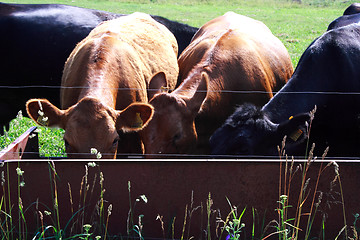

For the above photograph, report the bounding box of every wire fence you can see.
[3,85,360,95]
[3,151,360,161]
[1,85,360,160]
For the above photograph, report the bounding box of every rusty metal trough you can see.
[0,128,359,239]
[0,126,39,160]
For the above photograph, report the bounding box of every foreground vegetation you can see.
[0,152,357,239]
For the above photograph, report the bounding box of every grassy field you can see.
[0,0,355,156]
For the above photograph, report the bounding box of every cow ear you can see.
[26,99,66,128]
[277,113,311,143]
[116,103,154,132]
[184,71,209,116]
[148,72,168,100]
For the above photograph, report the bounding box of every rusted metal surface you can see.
[1,160,357,239]
[1,129,358,239]
[0,126,38,160]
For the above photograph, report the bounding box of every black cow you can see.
[0,3,198,133]
[343,3,360,15]
[210,23,360,158]
[328,3,360,30]
[327,13,360,30]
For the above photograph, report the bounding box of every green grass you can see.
[0,0,353,156]
[0,111,66,158]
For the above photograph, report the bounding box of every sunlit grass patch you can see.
[0,111,66,158]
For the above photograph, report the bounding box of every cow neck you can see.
[262,72,327,124]
[88,33,144,109]
[262,33,345,124]
[79,71,118,110]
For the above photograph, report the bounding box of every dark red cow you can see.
[141,12,293,157]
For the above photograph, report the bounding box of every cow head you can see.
[26,97,153,159]
[141,72,209,158]
[210,104,311,157]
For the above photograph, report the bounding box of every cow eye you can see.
[172,133,181,145]
[112,137,120,147]
[64,138,70,149]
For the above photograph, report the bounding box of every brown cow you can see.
[140,12,294,157]
[26,12,179,159]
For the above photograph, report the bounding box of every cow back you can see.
[61,12,179,109]
[179,12,293,130]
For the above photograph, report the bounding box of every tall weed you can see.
[270,106,347,240]
[0,161,115,239]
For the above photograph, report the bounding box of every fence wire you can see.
[2,85,360,95]
[1,85,360,160]
[3,150,360,161]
